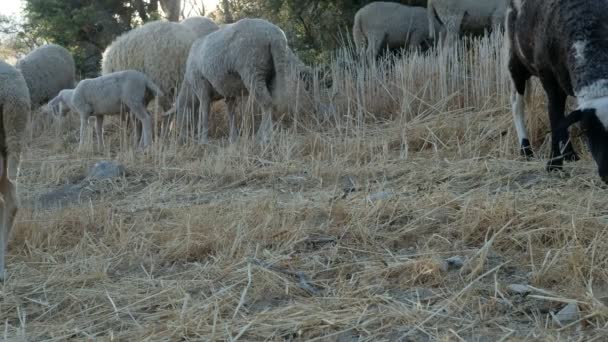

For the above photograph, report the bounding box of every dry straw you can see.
[2,30,607,340]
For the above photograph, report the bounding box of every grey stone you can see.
[446,256,464,269]
[367,191,395,202]
[553,303,579,325]
[507,284,531,295]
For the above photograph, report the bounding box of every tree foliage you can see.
[14,0,428,74]
[213,0,427,63]
[22,0,163,76]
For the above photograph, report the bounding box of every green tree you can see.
[22,0,163,76]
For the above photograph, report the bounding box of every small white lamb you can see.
[49,70,163,149]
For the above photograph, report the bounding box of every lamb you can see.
[101,21,197,112]
[180,16,219,37]
[16,44,76,109]
[353,2,442,59]
[174,18,289,145]
[427,0,507,44]
[48,70,163,149]
[507,0,608,182]
[0,61,30,281]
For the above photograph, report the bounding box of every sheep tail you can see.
[427,0,438,41]
[352,12,365,54]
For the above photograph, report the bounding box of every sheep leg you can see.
[95,115,104,149]
[78,112,90,149]
[246,76,274,145]
[128,104,153,149]
[226,98,239,144]
[508,55,533,158]
[193,81,212,145]
[0,159,17,282]
[541,75,579,171]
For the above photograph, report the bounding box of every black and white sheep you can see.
[16,44,76,109]
[49,70,163,149]
[175,18,289,145]
[353,2,441,59]
[507,0,608,182]
[0,61,30,281]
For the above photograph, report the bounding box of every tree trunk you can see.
[222,0,233,23]
[160,0,181,21]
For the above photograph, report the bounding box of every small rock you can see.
[507,284,531,295]
[553,303,580,325]
[445,256,464,269]
[367,191,395,202]
[87,160,126,180]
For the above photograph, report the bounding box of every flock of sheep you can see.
[1,0,608,281]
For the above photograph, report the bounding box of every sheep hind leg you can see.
[78,112,91,150]
[226,98,239,144]
[508,54,533,158]
[95,115,104,150]
[192,80,212,145]
[0,158,18,282]
[245,75,274,145]
[541,75,579,172]
[128,103,153,149]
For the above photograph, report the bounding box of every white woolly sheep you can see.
[16,44,76,109]
[507,0,608,183]
[101,21,197,112]
[353,2,443,59]
[49,70,163,149]
[0,61,30,281]
[428,0,507,44]
[174,18,289,145]
[180,16,219,37]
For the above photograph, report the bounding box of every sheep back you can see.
[180,16,219,38]
[0,61,30,163]
[101,21,197,109]
[16,44,76,109]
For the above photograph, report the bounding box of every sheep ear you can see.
[561,109,585,129]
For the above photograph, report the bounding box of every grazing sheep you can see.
[101,21,197,111]
[0,61,30,281]
[16,44,76,109]
[428,0,507,43]
[48,89,75,117]
[49,70,163,149]
[353,2,442,60]
[180,16,219,37]
[507,0,608,182]
[175,18,289,144]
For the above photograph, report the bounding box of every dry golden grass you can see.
[2,31,608,340]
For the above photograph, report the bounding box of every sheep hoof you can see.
[546,158,564,172]
[520,139,534,159]
[562,148,580,162]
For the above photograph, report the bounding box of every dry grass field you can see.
[2,32,608,341]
